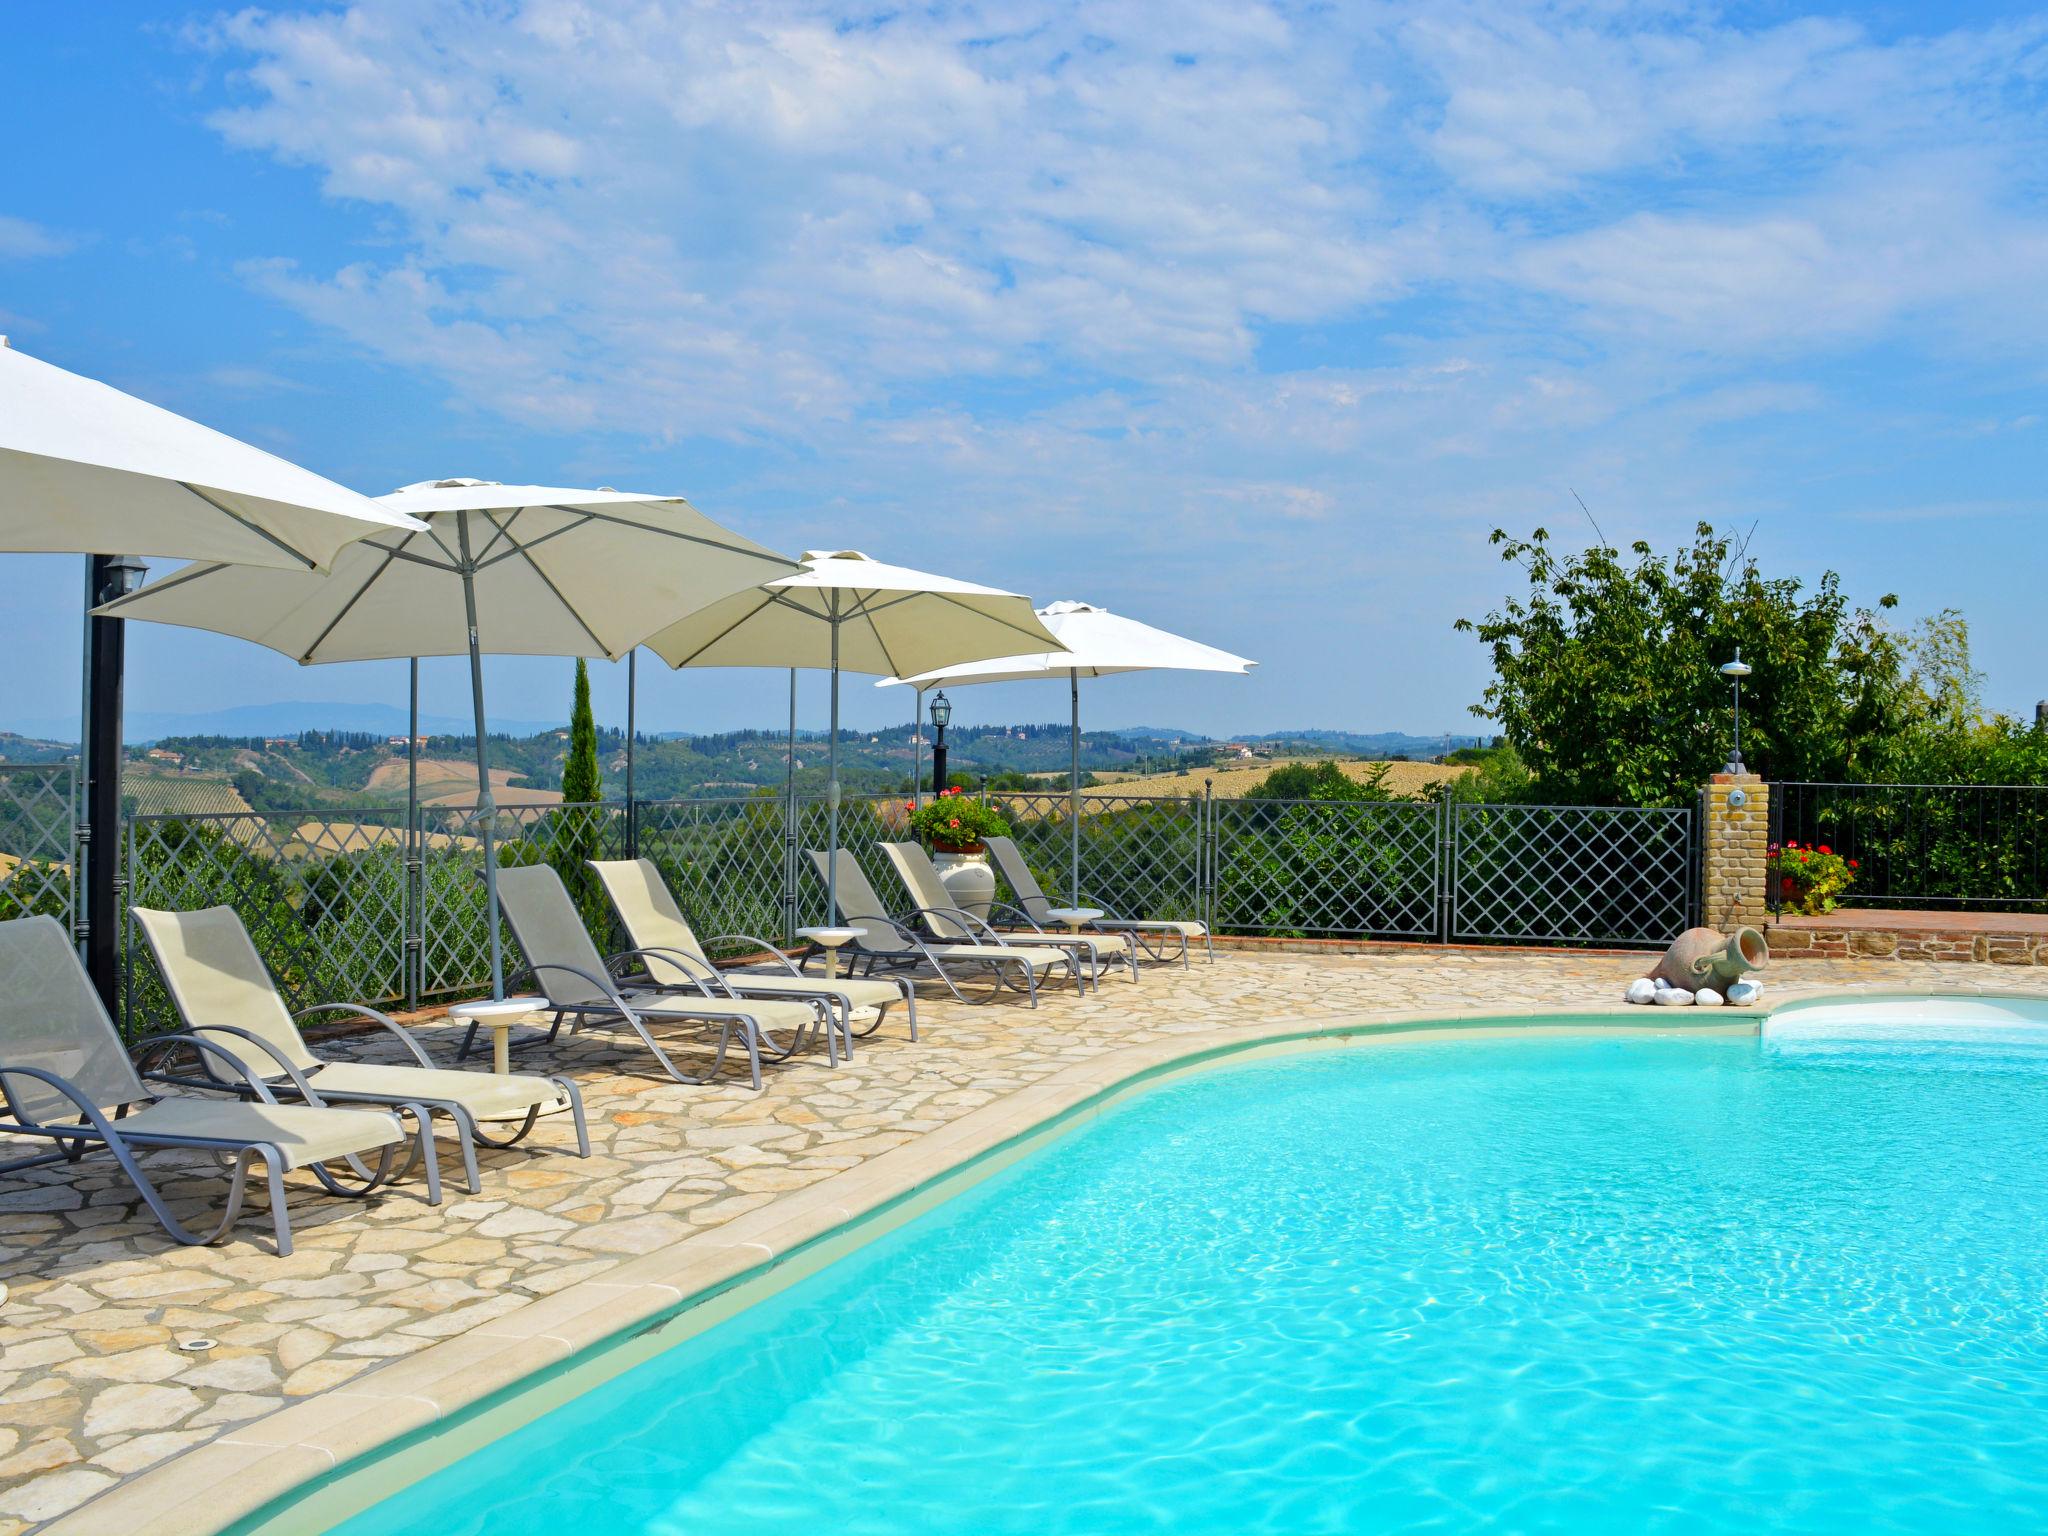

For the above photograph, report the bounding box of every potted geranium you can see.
[907,786,1010,853]
[1767,840,1857,915]
[905,788,1012,919]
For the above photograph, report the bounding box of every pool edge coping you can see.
[45,986,2048,1535]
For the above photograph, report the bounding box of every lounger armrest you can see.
[1075,891,1139,922]
[984,900,1047,932]
[702,935,805,976]
[132,1030,291,1105]
[513,961,646,1024]
[295,1002,438,1069]
[603,946,727,997]
[0,1063,126,1136]
[830,911,944,966]
[833,910,921,947]
[897,904,1006,945]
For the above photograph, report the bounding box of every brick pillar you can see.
[1701,773,1768,932]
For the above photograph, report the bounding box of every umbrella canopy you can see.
[0,338,423,568]
[643,550,1061,674]
[99,478,796,995]
[883,600,1256,689]
[96,480,792,664]
[881,601,1256,902]
[643,551,1065,922]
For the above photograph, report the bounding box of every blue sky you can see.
[3,0,2045,741]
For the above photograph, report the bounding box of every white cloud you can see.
[0,215,81,259]
[179,1,2048,723]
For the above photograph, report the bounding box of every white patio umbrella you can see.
[96,479,795,995]
[0,336,427,1007]
[641,551,1065,922]
[0,337,421,567]
[880,600,1255,902]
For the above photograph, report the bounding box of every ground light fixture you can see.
[1720,650,1752,775]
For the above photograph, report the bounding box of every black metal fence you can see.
[104,790,1704,1034]
[1768,782,2048,913]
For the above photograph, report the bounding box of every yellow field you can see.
[363,757,561,807]
[1099,757,1469,800]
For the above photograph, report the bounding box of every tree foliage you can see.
[1245,761,1402,802]
[562,660,601,805]
[1456,524,1927,806]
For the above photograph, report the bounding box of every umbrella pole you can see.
[456,513,504,999]
[407,657,419,1013]
[625,649,637,858]
[784,666,798,944]
[1070,667,1082,905]
[912,686,924,804]
[826,601,841,921]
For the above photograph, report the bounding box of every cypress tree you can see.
[562,659,601,803]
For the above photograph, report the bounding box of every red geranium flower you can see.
[1817,844,1832,856]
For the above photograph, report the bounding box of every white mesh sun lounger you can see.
[0,914,408,1255]
[877,841,1134,987]
[134,905,589,1200]
[806,848,1069,1005]
[590,858,916,1047]
[487,864,833,1088]
[984,834,1212,967]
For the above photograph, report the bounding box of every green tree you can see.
[562,660,601,805]
[1433,744,1536,804]
[1457,523,1920,807]
[1246,761,1403,802]
[554,659,611,933]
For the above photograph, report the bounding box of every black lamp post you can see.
[1720,649,1752,774]
[929,690,952,794]
[81,553,148,1011]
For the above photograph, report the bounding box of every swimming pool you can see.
[335,1024,2048,1534]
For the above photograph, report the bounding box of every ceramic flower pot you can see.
[932,848,997,923]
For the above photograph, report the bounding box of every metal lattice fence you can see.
[1212,798,1441,938]
[0,763,75,926]
[1447,803,1696,946]
[637,796,804,948]
[416,801,630,999]
[123,809,414,1033]
[110,788,1704,1032]
[985,792,1208,926]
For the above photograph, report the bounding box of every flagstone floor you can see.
[5,947,2046,1530]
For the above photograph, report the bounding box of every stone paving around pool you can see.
[7,948,2047,1531]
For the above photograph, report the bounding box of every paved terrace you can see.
[7,947,2048,1530]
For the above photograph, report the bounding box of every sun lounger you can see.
[984,834,1212,967]
[590,857,915,1045]
[133,904,589,1198]
[0,914,408,1255]
[877,840,1134,987]
[806,848,1070,1005]
[487,863,833,1088]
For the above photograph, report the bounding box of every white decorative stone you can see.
[1726,979,1761,1006]
[1625,978,1657,1006]
[1654,987,1694,1006]
[1694,988,1724,1007]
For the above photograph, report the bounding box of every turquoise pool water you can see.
[337,1028,2048,1534]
